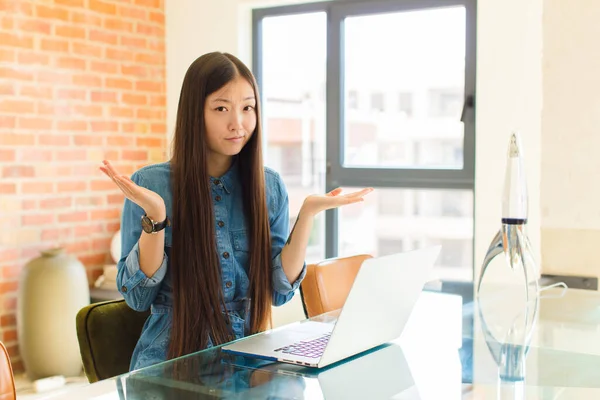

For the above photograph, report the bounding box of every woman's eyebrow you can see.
[213,96,256,103]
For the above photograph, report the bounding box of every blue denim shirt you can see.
[116,161,306,371]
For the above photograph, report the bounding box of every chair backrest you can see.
[76,299,150,383]
[300,254,373,318]
[0,341,15,400]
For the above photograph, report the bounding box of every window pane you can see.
[338,187,473,281]
[343,7,466,169]
[261,13,327,263]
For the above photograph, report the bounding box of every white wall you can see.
[541,0,600,279]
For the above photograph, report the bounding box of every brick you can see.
[90,180,116,191]
[149,11,164,24]
[91,209,119,220]
[0,314,16,328]
[79,253,107,266]
[120,36,146,49]
[55,0,85,6]
[91,91,117,104]
[107,136,134,146]
[90,61,118,75]
[150,95,166,107]
[72,104,103,117]
[136,23,164,37]
[40,38,70,52]
[133,0,161,8]
[0,48,15,62]
[57,56,87,70]
[37,102,72,116]
[0,183,16,194]
[22,214,55,226]
[105,48,133,62]
[57,120,87,131]
[135,80,162,92]
[56,150,87,161]
[20,85,53,99]
[122,150,147,161]
[22,199,37,210]
[72,74,103,88]
[118,5,147,19]
[2,165,35,178]
[0,249,18,263]
[107,193,124,205]
[21,150,53,162]
[65,241,91,253]
[104,18,133,32]
[76,196,104,207]
[72,42,103,58]
[121,65,147,78]
[57,88,87,101]
[90,121,118,132]
[73,135,103,146]
[0,83,15,95]
[57,181,86,192]
[16,51,50,66]
[110,106,134,118]
[1,328,17,343]
[36,5,70,21]
[89,29,118,45]
[89,0,116,14]
[40,197,72,209]
[0,67,34,81]
[38,134,70,146]
[122,93,146,105]
[18,117,53,130]
[58,211,88,223]
[22,182,54,194]
[0,133,35,146]
[105,78,133,90]
[0,116,16,128]
[147,39,165,52]
[74,223,104,236]
[55,25,86,39]
[18,19,52,34]
[71,11,102,26]
[41,227,72,241]
[105,221,120,234]
[3,296,17,311]
[0,281,18,293]
[92,238,111,251]
[0,32,34,48]
[37,71,72,85]
[151,123,166,134]
[0,149,15,162]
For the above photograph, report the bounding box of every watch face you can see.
[141,215,154,233]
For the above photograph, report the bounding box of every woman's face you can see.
[204,76,257,159]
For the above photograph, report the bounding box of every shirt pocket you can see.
[231,229,249,267]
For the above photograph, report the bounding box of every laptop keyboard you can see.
[274,333,331,358]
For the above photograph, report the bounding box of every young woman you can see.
[100,52,373,371]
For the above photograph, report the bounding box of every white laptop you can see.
[222,246,441,369]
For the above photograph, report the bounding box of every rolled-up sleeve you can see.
[116,171,168,312]
[268,172,306,307]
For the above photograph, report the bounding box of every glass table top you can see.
[49,282,600,399]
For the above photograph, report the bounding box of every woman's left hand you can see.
[301,187,374,217]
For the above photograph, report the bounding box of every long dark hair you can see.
[169,52,273,359]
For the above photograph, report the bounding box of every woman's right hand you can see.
[99,160,166,220]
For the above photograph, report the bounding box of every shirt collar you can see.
[209,157,239,194]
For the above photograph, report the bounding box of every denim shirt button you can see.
[218,221,224,228]
[222,252,230,259]
[121,285,128,293]
[225,281,232,288]
[213,179,221,185]
[215,195,222,201]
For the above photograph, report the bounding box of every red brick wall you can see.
[0,0,167,372]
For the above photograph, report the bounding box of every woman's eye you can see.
[216,106,227,112]
[244,106,255,111]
